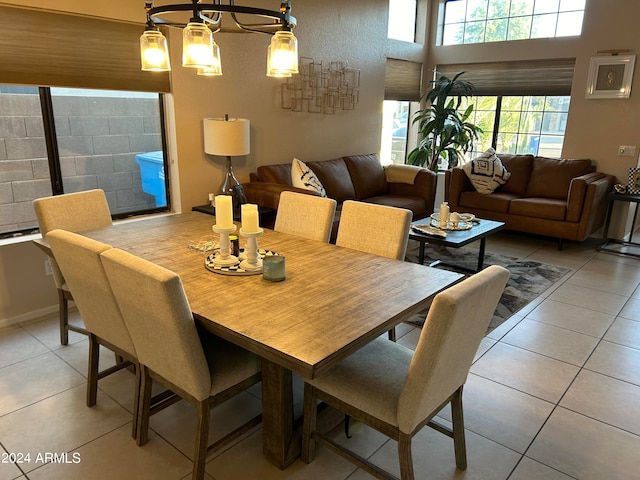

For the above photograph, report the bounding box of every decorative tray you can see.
[204,249,279,276]
[429,213,473,231]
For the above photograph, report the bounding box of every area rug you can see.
[404,241,571,333]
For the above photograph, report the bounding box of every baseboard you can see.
[0,305,59,329]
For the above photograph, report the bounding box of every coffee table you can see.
[409,218,506,272]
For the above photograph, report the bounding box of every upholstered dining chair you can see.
[46,229,140,420]
[336,200,413,341]
[33,189,112,345]
[101,248,263,480]
[301,265,510,480]
[274,191,337,243]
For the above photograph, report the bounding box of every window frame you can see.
[0,87,170,239]
[441,0,585,46]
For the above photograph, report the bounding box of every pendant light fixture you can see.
[140,0,298,77]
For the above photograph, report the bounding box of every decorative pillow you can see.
[291,158,327,197]
[462,148,511,194]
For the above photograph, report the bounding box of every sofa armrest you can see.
[566,172,610,222]
[445,168,472,209]
[243,182,318,211]
[387,169,437,216]
[574,174,615,239]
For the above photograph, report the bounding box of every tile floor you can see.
[1,232,639,480]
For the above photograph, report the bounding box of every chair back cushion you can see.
[343,154,389,200]
[33,189,112,235]
[525,157,595,199]
[47,229,136,354]
[256,163,294,185]
[307,158,357,204]
[397,265,509,433]
[33,189,113,288]
[336,200,412,260]
[275,191,337,242]
[497,154,533,195]
[101,249,211,401]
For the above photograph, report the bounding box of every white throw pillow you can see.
[291,158,327,197]
[462,148,511,194]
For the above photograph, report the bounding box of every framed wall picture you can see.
[585,54,636,99]
[629,168,640,195]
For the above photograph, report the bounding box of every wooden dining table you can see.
[37,211,463,468]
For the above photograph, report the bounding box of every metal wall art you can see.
[281,57,360,114]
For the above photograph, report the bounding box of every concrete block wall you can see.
[0,91,164,235]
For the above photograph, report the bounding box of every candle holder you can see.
[212,224,239,266]
[239,228,264,271]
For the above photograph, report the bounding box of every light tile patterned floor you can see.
[1,232,639,479]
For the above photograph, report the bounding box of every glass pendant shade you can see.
[266,45,291,78]
[182,22,215,68]
[269,31,299,75]
[197,40,223,76]
[140,30,171,71]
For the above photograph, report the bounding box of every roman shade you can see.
[0,5,170,93]
[385,58,423,101]
[436,58,576,96]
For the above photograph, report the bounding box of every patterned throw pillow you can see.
[291,158,327,197]
[462,148,511,194]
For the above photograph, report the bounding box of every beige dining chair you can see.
[274,191,337,243]
[33,189,113,345]
[46,229,143,434]
[101,248,263,480]
[301,265,510,480]
[336,200,413,341]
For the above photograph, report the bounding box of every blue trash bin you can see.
[135,151,167,207]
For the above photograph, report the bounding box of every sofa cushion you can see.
[362,195,424,218]
[462,148,511,194]
[526,157,594,200]
[307,157,356,204]
[509,197,566,221]
[458,191,520,213]
[498,154,533,195]
[343,154,389,200]
[291,158,327,197]
[256,163,293,185]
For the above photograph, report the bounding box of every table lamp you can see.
[203,114,250,210]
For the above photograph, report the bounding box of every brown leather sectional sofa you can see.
[243,153,436,237]
[445,154,615,247]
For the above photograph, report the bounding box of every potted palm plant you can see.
[407,71,482,172]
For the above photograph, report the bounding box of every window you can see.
[0,86,168,237]
[442,0,585,45]
[461,94,570,158]
[388,0,418,42]
[381,100,412,165]
[382,59,422,165]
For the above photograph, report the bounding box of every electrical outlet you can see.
[618,145,636,157]
[44,259,53,276]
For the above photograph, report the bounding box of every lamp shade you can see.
[183,22,215,68]
[203,117,250,156]
[140,30,171,71]
[269,31,299,75]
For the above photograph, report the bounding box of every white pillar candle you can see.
[215,195,233,228]
[241,204,260,233]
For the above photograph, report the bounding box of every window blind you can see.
[0,5,170,93]
[436,58,576,96]
[384,58,423,101]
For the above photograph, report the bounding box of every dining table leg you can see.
[261,358,300,469]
